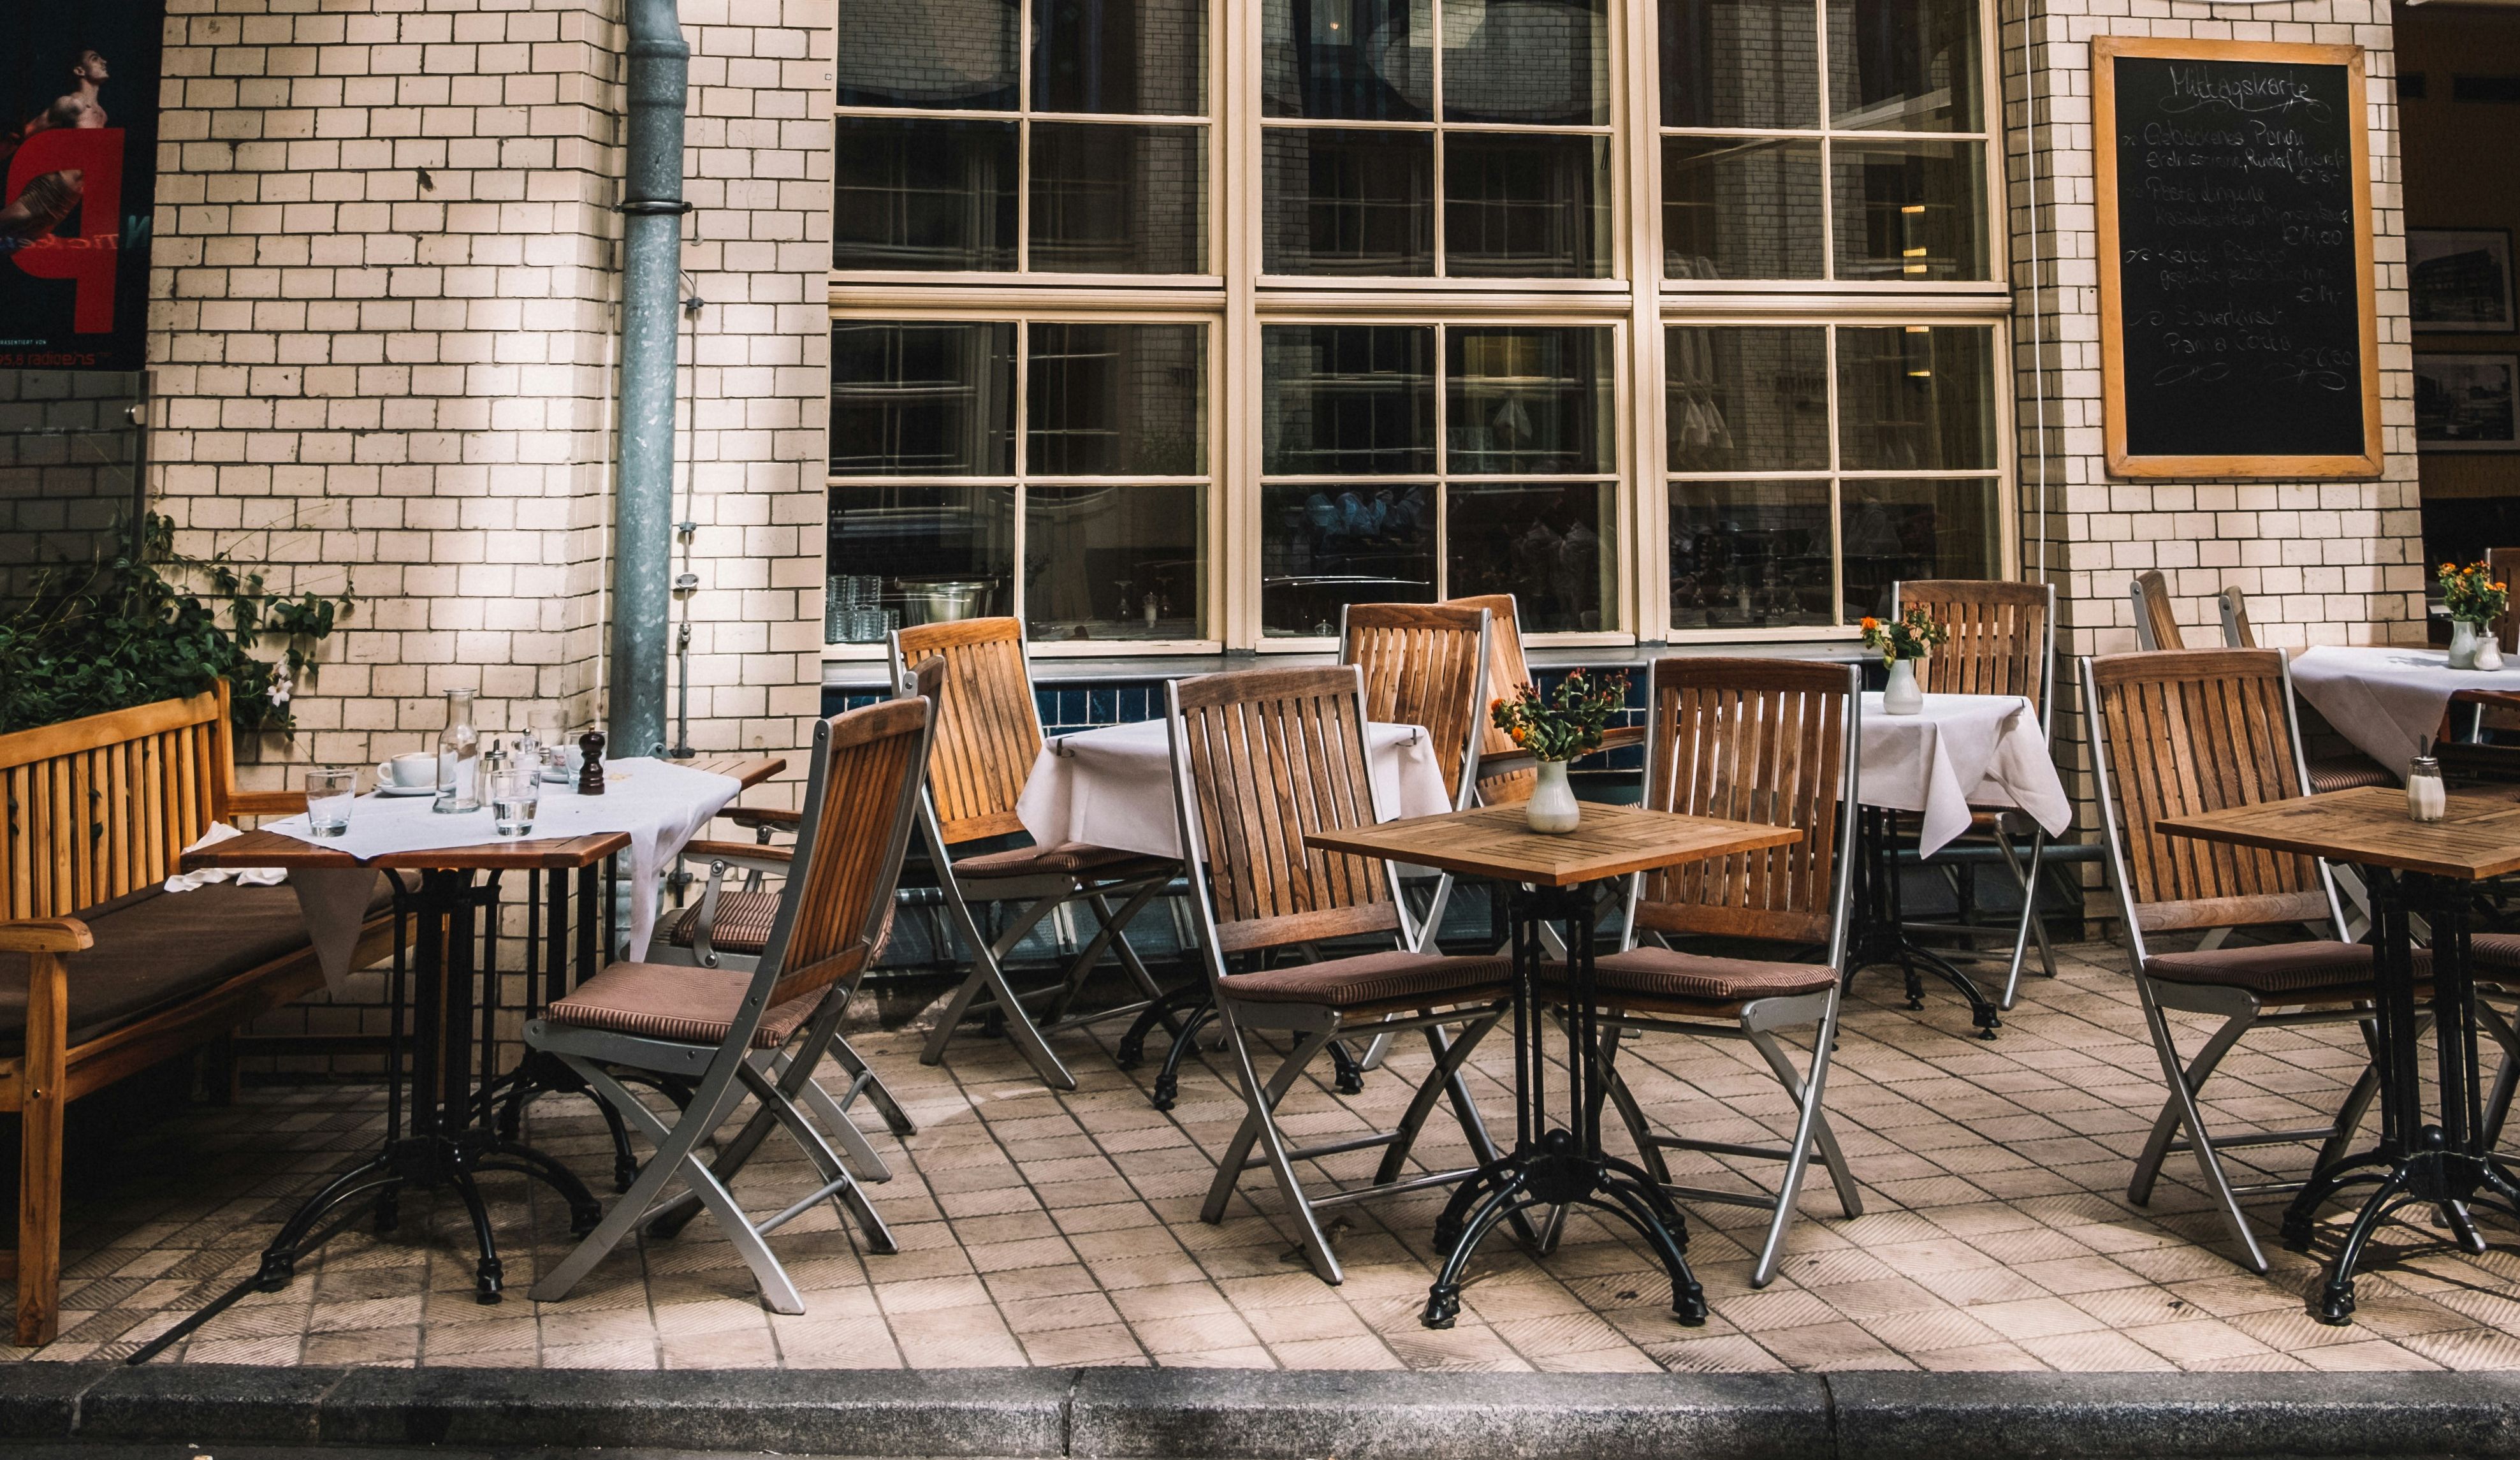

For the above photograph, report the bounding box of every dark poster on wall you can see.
[0,0,160,370]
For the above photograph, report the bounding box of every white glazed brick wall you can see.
[145,0,836,1067]
[2002,0,2420,889]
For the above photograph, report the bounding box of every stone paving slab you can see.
[10,942,2520,1372]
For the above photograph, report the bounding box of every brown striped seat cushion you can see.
[543,962,821,1049]
[953,842,1172,881]
[2145,940,2410,996]
[2306,755,2394,794]
[666,889,781,955]
[1555,947,1835,1006]
[1222,951,1510,1010]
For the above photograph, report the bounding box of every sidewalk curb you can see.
[0,1365,2514,1457]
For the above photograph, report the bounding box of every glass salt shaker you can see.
[435,688,483,814]
[2407,755,2447,823]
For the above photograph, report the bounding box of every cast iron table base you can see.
[1419,880,1707,1330]
[130,868,602,1363]
[1847,805,2001,1039]
[2281,866,2520,1324]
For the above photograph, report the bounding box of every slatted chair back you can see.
[1448,593,1539,805]
[1895,579,2053,726]
[2218,587,2255,649]
[756,697,933,1011]
[1341,602,1490,806]
[2130,570,2183,652]
[1631,658,1858,948]
[2085,648,2336,937]
[1166,666,1404,956]
[0,680,254,922]
[891,617,1042,847]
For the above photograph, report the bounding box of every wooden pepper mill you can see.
[578,729,606,795]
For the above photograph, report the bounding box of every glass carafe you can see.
[435,688,483,813]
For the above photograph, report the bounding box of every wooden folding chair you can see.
[2083,647,2422,1273]
[525,696,933,1311]
[892,617,1179,1091]
[1554,657,1864,1287]
[1448,592,1645,810]
[1892,578,2056,1006]
[2130,569,2182,652]
[1167,665,1516,1285]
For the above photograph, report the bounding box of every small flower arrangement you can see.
[1860,608,1949,666]
[1490,669,1631,764]
[2440,560,2510,625]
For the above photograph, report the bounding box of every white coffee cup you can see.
[378,752,438,789]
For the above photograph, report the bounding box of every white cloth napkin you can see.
[164,823,286,891]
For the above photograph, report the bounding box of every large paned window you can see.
[1665,323,1997,628]
[833,0,1210,274]
[1262,0,1613,276]
[1262,323,1619,634]
[1659,0,1986,281]
[827,321,1211,643]
[825,0,2008,656]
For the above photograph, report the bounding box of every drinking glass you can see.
[490,768,541,837]
[305,769,358,838]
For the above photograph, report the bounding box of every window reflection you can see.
[1033,0,1206,115]
[1839,477,1997,621]
[1660,0,1818,129]
[1670,481,1833,629]
[1446,327,1615,474]
[1836,325,1995,471]
[1830,140,1986,281]
[827,487,1019,630]
[830,322,1016,476]
[1441,0,1608,125]
[839,0,1019,108]
[1263,325,1438,475]
[1264,0,1432,118]
[1448,482,1613,631]
[1663,136,1822,280]
[1026,486,1205,641]
[832,119,1019,271]
[1444,133,1609,278]
[1666,326,1829,472]
[1030,122,1207,274]
[1826,0,1979,130]
[1029,324,1207,476]
[1263,129,1435,275]
[1262,483,1438,635]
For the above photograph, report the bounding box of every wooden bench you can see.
[0,681,404,1345]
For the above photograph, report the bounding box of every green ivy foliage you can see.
[0,516,354,736]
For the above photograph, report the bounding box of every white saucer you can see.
[375,784,437,798]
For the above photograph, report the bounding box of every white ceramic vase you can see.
[1526,759,1582,835]
[1883,657,1925,715]
[2451,618,2485,671]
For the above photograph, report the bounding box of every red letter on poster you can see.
[6,128,124,333]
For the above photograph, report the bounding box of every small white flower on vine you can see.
[268,662,293,708]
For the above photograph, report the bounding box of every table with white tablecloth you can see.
[2288,645,2520,778]
[1016,718,1453,860]
[1858,691,2072,855]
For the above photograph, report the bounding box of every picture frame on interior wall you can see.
[2410,230,2516,333]
[2415,353,2520,453]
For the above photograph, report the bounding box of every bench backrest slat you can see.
[0,687,234,922]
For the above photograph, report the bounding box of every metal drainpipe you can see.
[606,0,690,759]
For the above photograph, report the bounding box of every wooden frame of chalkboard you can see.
[2095,36,2382,479]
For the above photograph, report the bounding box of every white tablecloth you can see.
[258,757,741,988]
[2289,645,2520,778]
[1860,692,2072,857]
[1016,719,1452,860]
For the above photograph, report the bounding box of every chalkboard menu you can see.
[2095,38,2381,479]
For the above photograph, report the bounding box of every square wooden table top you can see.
[2157,785,2520,882]
[181,755,786,873]
[1304,801,1801,888]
